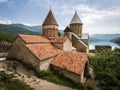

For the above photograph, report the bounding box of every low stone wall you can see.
[0,44,11,52]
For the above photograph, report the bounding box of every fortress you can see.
[7,9,89,84]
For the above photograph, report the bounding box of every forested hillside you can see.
[0,33,14,42]
[90,49,120,90]
[0,24,39,37]
[110,37,120,46]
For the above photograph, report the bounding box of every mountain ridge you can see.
[0,23,120,42]
[0,24,39,37]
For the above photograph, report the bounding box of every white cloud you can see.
[46,2,120,34]
[0,0,7,3]
[28,0,54,8]
[73,4,120,24]
[0,19,12,24]
[22,23,32,26]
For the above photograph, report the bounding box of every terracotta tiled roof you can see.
[42,9,58,26]
[49,37,68,43]
[51,51,88,75]
[19,34,50,43]
[64,26,72,32]
[26,43,57,60]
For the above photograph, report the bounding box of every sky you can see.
[0,0,120,34]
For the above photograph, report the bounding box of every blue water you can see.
[90,41,119,50]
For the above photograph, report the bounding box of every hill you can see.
[10,24,42,33]
[0,24,39,37]
[90,34,120,42]
[110,37,120,46]
[10,24,64,36]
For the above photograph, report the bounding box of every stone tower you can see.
[69,11,83,35]
[42,9,58,37]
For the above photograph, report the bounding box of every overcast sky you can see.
[0,0,120,34]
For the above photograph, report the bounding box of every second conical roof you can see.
[42,9,58,26]
[70,11,82,25]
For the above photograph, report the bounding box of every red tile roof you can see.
[19,34,50,43]
[26,43,57,60]
[17,34,88,75]
[51,51,88,75]
[49,37,68,43]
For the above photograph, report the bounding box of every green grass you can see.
[35,70,93,90]
[0,74,33,90]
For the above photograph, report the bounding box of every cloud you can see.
[0,0,7,3]
[0,19,12,24]
[28,0,54,8]
[57,3,120,21]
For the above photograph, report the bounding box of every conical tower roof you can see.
[70,11,82,25]
[42,9,58,26]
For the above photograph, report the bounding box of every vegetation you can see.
[36,70,93,90]
[0,24,39,37]
[0,33,14,42]
[0,74,33,90]
[110,37,120,46]
[90,48,120,90]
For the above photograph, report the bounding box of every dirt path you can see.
[7,60,76,90]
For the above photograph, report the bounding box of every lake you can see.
[89,41,119,50]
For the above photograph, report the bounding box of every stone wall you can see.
[7,37,40,70]
[70,24,82,35]
[43,25,58,37]
[64,32,72,40]
[0,42,12,52]
[72,35,87,53]
[63,39,73,51]
[40,57,54,70]
[82,39,89,46]
[51,66,81,83]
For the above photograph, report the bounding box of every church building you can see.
[7,9,89,84]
